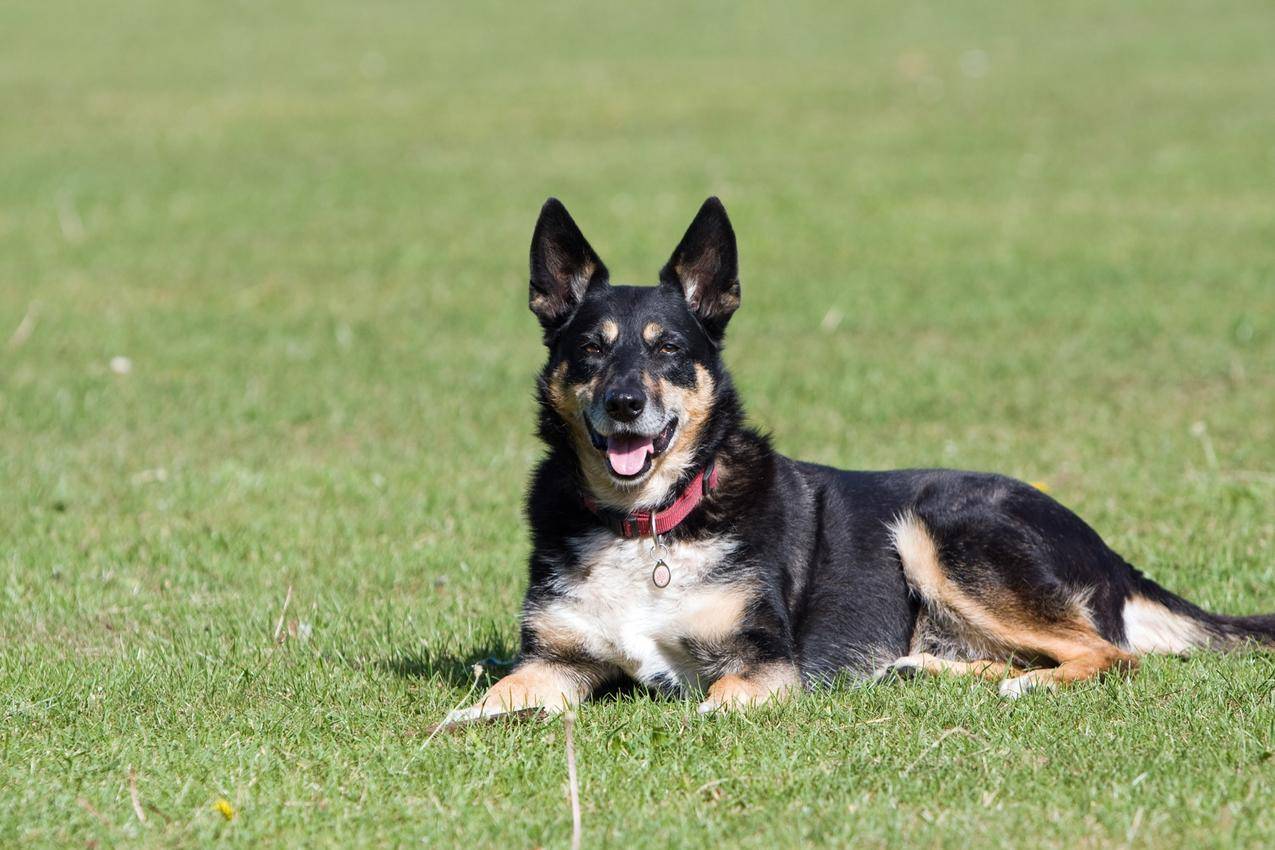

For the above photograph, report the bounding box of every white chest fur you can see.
[534,530,745,692]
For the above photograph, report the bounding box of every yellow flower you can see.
[1030,481,1050,493]
[214,799,236,821]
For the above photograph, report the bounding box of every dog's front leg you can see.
[698,661,802,713]
[443,658,598,726]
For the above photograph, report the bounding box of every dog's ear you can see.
[659,197,740,340]
[529,198,609,333]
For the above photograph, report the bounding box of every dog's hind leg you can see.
[873,653,1023,683]
[998,645,1138,698]
[889,507,1139,698]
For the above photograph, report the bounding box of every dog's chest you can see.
[542,530,744,691]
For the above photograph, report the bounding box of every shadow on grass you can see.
[379,635,644,702]
[380,637,520,688]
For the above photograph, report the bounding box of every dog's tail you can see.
[1122,574,1275,654]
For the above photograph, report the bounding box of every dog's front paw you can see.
[441,704,488,726]
[697,692,746,714]
[698,667,799,714]
[436,661,583,729]
[439,702,547,729]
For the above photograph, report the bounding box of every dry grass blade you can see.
[6,302,38,350]
[77,797,110,828]
[128,766,146,824]
[420,664,486,746]
[272,585,293,644]
[900,727,966,777]
[564,711,581,850]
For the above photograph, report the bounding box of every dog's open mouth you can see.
[586,417,678,479]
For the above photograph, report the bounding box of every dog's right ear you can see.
[529,198,609,333]
[659,197,740,342]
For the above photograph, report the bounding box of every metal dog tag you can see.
[652,559,671,588]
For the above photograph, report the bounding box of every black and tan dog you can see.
[445,197,1273,723]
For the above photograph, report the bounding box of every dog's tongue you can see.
[607,434,654,476]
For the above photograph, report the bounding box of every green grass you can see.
[2,0,1274,846]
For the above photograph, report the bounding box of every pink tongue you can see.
[606,434,654,476]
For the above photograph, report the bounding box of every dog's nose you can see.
[604,387,646,422]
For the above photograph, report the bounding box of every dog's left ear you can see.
[660,197,740,340]
[529,198,609,335]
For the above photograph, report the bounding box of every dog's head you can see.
[530,197,742,511]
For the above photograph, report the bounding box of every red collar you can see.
[582,462,719,538]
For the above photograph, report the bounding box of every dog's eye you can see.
[658,342,680,355]
[580,342,603,356]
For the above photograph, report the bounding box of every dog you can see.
[444,196,1274,723]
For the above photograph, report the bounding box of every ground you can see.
[2,1,1273,847]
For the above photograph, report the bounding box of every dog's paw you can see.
[698,669,798,714]
[434,702,499,731]
[870,655,926,684]
[697,681,756,714]
[436,702,549,732]
[697,692,749,714]
[441,704,486,726]
[998,674,1053,699]
[697,693,750,714]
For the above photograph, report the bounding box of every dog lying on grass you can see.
[445,197,1273,724]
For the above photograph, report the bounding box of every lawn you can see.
[2,0,1273,846]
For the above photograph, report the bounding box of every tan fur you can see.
[477,662,585,713]
[443,660,594,724]
[683,585,752,644]
[889,511,1137,696]
[553,362,718,513]
[674,258,739,319]
[528,291,554,318]
[643,363,714,495]
[882,653,1023,681]
[530,260,595,319]
[544,361,576,415]
[699,663,800,712]
[544,362,618,506]
[600,319,618,344]
[999,646,1137,697]
[522,608,589,659]
[642,322,663,344]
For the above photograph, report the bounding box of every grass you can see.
[2,0,1273,846]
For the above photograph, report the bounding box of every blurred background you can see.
[2,1,1272,846]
